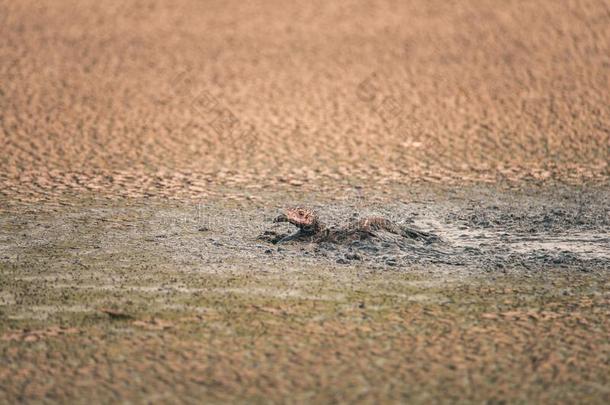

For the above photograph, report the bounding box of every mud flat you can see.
[1,0,609,402]
[1,184,609,403]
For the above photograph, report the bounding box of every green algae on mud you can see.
[1,264,608,403]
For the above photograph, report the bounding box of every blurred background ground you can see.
[0,0,608,203]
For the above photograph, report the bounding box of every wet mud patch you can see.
[257,190,609,272]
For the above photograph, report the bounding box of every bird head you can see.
[274,207,320,232]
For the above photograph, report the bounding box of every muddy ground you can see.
[1,184,609,403]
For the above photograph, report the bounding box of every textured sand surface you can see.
[1,0,608,202]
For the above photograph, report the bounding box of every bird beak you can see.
[273,213,288,223]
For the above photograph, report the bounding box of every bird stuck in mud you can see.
[260,207,439,244]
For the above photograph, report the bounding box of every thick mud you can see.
[3,185,606,277]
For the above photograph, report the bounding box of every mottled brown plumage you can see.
[274,207,322,233]
[270,207,437,244]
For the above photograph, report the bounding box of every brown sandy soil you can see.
[0,0,609,203]
[1,0,609,403]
